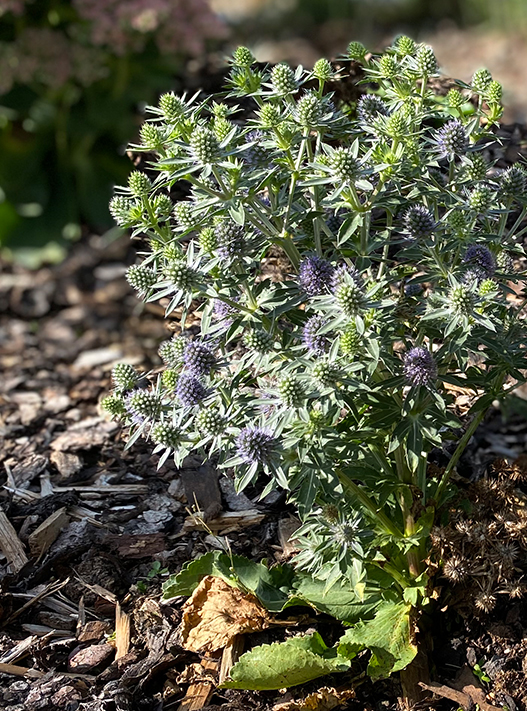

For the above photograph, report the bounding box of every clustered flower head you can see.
[236,427,277,465]
[403,347,437,387]
[298,255,334,296]
[435,119,468,159]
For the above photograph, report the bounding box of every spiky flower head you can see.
[447,88,465,110]
[198,227,217,253]
[329,147,359,182]
[214,219,245,260]
[183,341,216,377]
[486,80,502,104]
[190,126,220,164]
[236,426,277,465]
[258,104,281,128]
[471,68,492,94]
[303,314,331,355]
[403,204,436,239]
[479,279,498,297]
[347,41,366,60]
[448,210,467,234]
[174,202,195,230]
[152,422,180,448]
[415,44,438,75]
[500,166,527,196]
[126,265,157,295]
[232,46,255,68]
[340,326,361,357]
[298,255,334,296]
[279,376,305,408]
[357,94,389,124]
[395,35,416,56]
[443,556,470,583]
[126,390,161,420]
[271,63,297,95]
[378,54,398,79]
[158,336,187,367]
[109,196,132,226]
[214,117,234,143]
[175,375,208,406]
[450,283,477,314]
[161,369,179,390]
[313,58,332,81]
[465,153,487,181]
[435,119,468,159]
[140,123,165,150]
[336,282,365,317]
[112,363,139,391]
[213,298,238,325]
[331,263,363,293]
[474,591,496,614]
[332,518,361,546]
[496,251,514,273]
[164,260,199,291]
[463,244,495,278]
[128,171,152,196]
[403,347,437,387]
[244,130,268,168]
[196,408,226,436]
[101,395,126,417]
[244,329,274,353]
[468,185,493,213]
[159,92,185,121]
[154,194,173,216]
[312,361,339,387]
[295,92,323,128]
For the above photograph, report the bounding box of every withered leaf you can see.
[273,687,356,711]
[180,576,271,654]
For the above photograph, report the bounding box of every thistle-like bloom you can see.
[215,219,245,260]
[213,298,238,325]
[403,347,437,387]
[463,244,495,278]
[403,204,436,239]
[236,426,277,465]
[175,375,208,406]
[357,94,389,125]
[125,390,161,423]
[112,363,138,391]
[500,165,527,196]
[331,263,363,293]
[434,119,468,159]
[298,255,334,296]
[303,314,331,355]
[183,341,216,377]
[244,130,268,168]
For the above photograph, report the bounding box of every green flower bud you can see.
[312,362,339,387]
[112,363,139,390]
[385,110,409,138]
[128,171,152,196]
[127,391,161,419]
[140,123,165,150]
[486,80,502,104]
[395,35,415,56]
[448,210,467,234]
[163,260,199,291]
[416,44,438,75]
[152,422,180,448]
[159,92,185,121]
[468,186,494,213]
[496,251,514,273]
[174,202,195,230]
[271,63,298,94]
[101,395,126,417]
[447,88,465,110]
[109,196,132,226]
[500,166,526,196]
[154,194,173,216]
[378,54,398,79]
[126,264,157,294]
[244,329,274,353]
[450,284,477,314]
[258,103,281,128]
[479,279,498,297]
[196,408,226,435]
[161,368,179,390]
[465,153,487,181]
[159,335,187,367]
[313,58,333,81]
[278,376,305,407]
[214,117,235,142]
[190,126,220,164]
[232,46,255,68]
[347,41,366,60]
[471,68,492,94]
[295,92,323,128]
[198,227,217,253]
[340,326,361,356]
[329,147,359,182]
[336,283,365,317]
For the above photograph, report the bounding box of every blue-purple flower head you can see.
[236,426,277,465]
[244,130,268,168]
[298,255,335,296]
[303,314,331,355]
[402,205,436,239]
[357,94,390,125]
[463,244,495,278]
[403,347,437,387]
[215,219,245,260]
[213,298,238,326]
[331,262,363,294]
[434,119,468,159]
[183,341,216,377]
[176,375,208,406]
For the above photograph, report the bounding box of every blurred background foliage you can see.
[1,0,527,264]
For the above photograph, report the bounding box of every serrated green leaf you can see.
[221,632,352,690]
[338,601,417,680]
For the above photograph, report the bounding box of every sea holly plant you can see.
[103,38,527,696]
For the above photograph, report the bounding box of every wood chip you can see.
[50,451,84,478]
[0,662,44,678]
[28,507,70,558]
[68,644,115,673]
[115,603,131,660]
[218,634,244,685]
[181,509,265,535]
[0,635,38,664]
[0,510,29,573]
[178,657,219,711]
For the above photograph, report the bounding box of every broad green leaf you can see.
[285,575,381,623]
[221,632,352,690]
[338,602,417,680]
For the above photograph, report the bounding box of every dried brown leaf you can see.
[272,687,355,711]
[180,576,271,654]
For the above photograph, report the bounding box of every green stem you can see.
[336,468,404,538]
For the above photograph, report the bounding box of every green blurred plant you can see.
[0,0,225,260]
